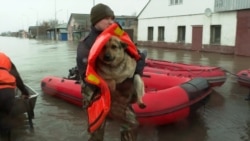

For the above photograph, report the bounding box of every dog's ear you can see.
[120,41,128,49]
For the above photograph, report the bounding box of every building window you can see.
[215,0,223,8]
[147,27,153,41]
[158,26,165,41]
[170,0,183,5]
[116,21,124,28]
[121,21,125,26]
[78,25,83,30]
[177,26,185,43]
[128,21,132,27]
[210,25,221,44]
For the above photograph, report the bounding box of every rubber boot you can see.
[88,120,106,141]
[121,130,137,141]
[88,130,104,141]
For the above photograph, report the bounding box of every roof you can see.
[46,23,67,31]
[115,15,137,19]
[67,13,90,26]
[137,0,215,19]
[28,26,39,30]
[56,23,67,29]
[137,0,151,18]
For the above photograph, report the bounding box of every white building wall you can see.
[206,12,237,46]
[138,0,237,46]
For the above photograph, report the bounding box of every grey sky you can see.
[0,0,148,33]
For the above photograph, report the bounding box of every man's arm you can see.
[9,62,29,96]
[76,41,91,82]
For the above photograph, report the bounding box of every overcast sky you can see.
[0,0,149,33]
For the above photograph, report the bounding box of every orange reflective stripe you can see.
[86,74,100,85]
[114,26,124,37]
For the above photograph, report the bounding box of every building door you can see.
[235,10,250,56]
[192,26,203,51]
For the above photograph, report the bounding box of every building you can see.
[28,26,39,39]
[66,13,138,42]
[116,16,138,42]
[18,30,28,38]
[47,23,68,40]
[67,13,91,41]
[137,0,250,56]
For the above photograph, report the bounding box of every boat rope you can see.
[219,67,240,77]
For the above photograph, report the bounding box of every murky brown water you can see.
[1,36,250,141]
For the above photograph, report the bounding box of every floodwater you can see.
[0,36,250,141]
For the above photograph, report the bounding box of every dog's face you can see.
[98,36,127,66]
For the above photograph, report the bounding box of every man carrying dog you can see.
[76,3,146,141]
[0,52,30,140]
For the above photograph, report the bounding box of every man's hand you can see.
[21,94,29,99]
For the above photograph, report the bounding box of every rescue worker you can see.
[76,3,146,141]
[0,52,29,139]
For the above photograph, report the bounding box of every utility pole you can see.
[54,0,57,40]
[55,0,56,21]
[29,8,39,39]
[36,12,39,39]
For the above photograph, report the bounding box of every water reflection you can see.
[157,113,207,141]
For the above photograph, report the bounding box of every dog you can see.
[96,36,146,109]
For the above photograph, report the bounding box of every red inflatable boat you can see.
[144,58,227,87]
[41,72,212,125]
[237,69,250,88]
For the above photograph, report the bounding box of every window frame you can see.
[170,0,183,5]
[147,26,154,41]
[210,25,221,44]
[158,26,165,41]
[177,26,186,43]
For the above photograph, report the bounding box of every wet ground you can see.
[0,36,250,141]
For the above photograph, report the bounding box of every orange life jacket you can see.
[0,52,16,89]
[85,23,140,133]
